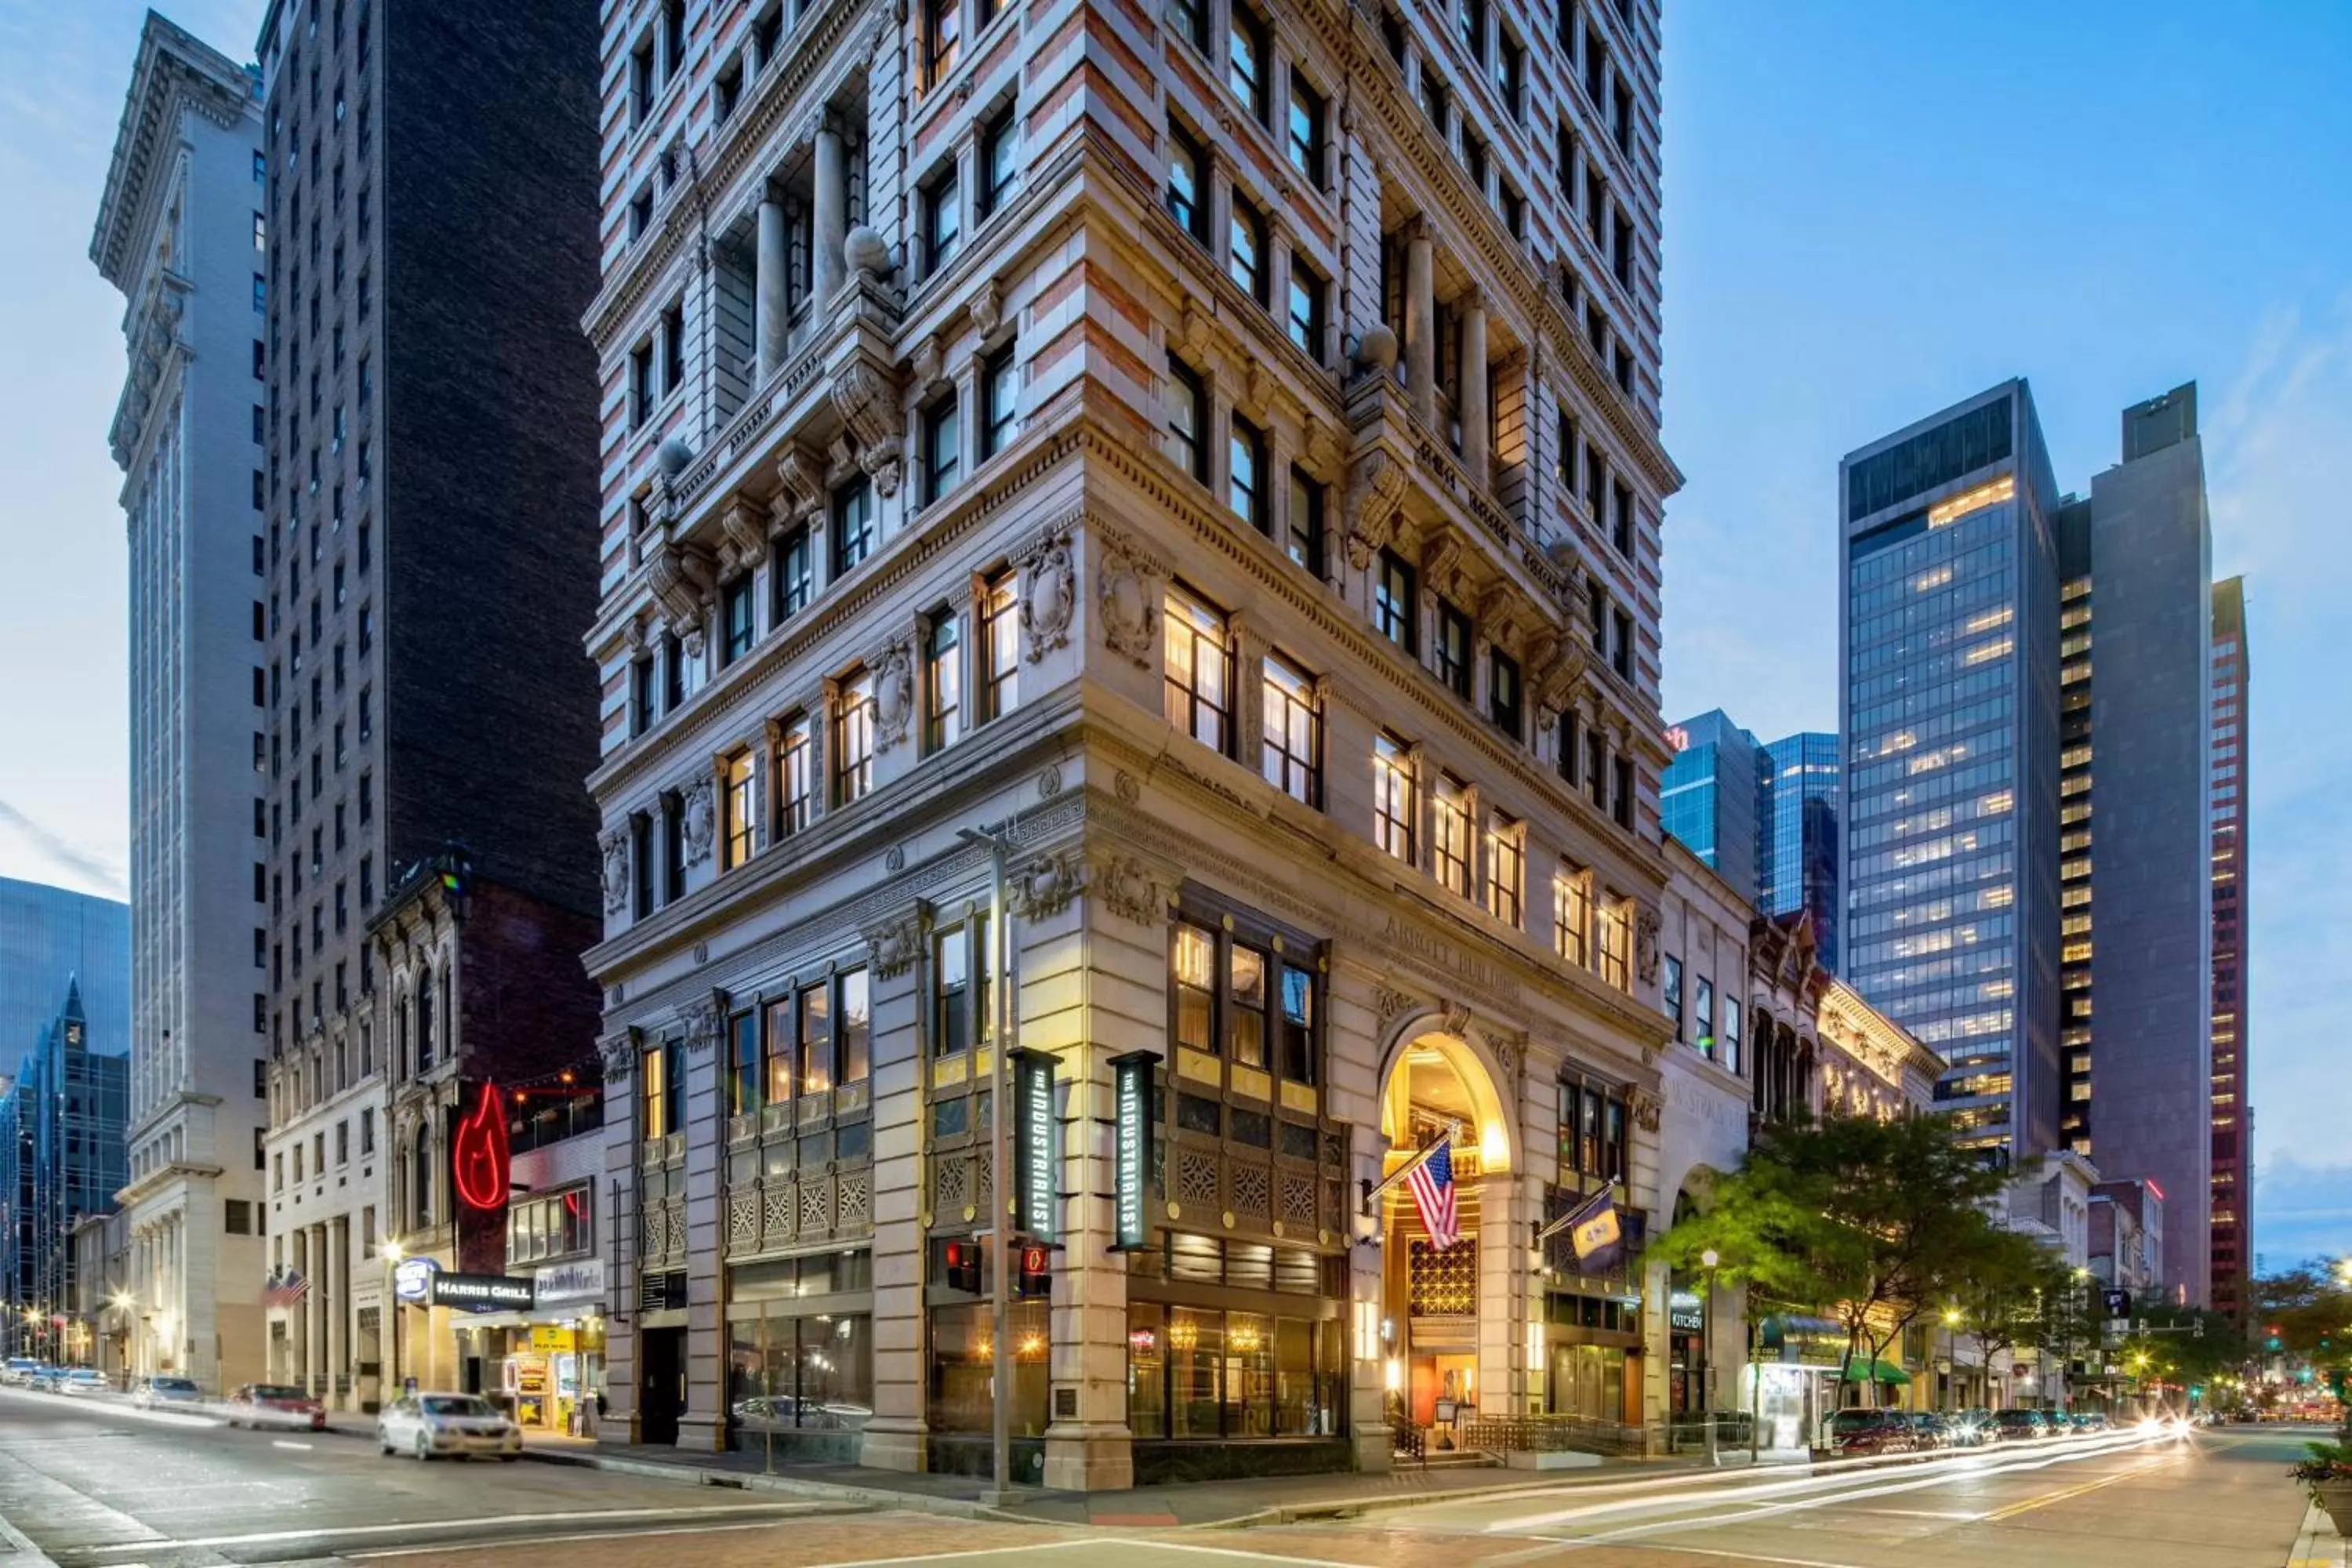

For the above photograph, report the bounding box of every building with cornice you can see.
[248,0,604,1408]
[585,0,1680,1487]
[87,13,269,1394]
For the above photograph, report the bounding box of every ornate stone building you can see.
[585,0,1677,1487]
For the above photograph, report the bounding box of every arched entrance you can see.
[1376,1030,1513,1443]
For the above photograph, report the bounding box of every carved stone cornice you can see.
[677,989,730,1054]
[645,538,713,648]
[1011,847,1086,920]
[828,354,904,498]
[1343,446,1410,570]
[599,1028,641,1081]
[862,900,931,978]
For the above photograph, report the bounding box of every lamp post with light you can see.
[381,1240,405,1399]
[1700,1247,1719,1466]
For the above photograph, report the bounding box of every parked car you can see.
[134,1376,205,1409]
[59,1369,110,1396]
[28,1367,67,1392]
[1902,1412,1951,1450]
[2074,1410,2112,1432]
[2,1357,43,1387]
[1940,1411,1992,1447]
[1993,1407,2053,1440]
[1822,1408,1918,1457]
[227,1383,325,1430]
[376,1393,521,1461]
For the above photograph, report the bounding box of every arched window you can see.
[394,1141,409,1229]
[416,964,436,1072]
[394,986,410,1076]
[412,1130,434,1227]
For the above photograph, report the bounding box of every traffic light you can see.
[2267,1324,2283,1352]
[942,1240,982,1294]
[1018,1244,1052,1298]
[2193,1319,2204,1339]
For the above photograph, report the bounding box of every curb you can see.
[0,1502,63,1568]
[2291,1501,2349,1568]
[508,1446,992,1521]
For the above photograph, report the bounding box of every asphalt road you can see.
[0,1386,2321,1568]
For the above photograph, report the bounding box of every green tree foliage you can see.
[2253,1261,2352,1406]
[1651,1112,2034,1406]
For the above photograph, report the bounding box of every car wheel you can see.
[415,1432,434,1462]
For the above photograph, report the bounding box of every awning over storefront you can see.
[1837,1358,1910,1385]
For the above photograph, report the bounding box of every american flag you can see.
[1405,1136,1461,1251]
[261,1269,310,1309]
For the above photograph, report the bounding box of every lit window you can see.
[978,568,1019,721]
[1597,898,1631,990]
[1484,811,1523,926]
[1261,652,1319,808]
[1373,733,1415,863]
[723,750,756,869]
[1432,774,1472,896]
[1163,585,1231,753]
[1553,862,1590,965]
[774,714,813,837]
[926,612,963,751]
[834,670,877,804]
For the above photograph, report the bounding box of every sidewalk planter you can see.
[2288,1442,2352,1533]
[2316,1479,2352,1536]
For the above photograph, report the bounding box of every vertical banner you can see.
[1109,1051,1157,1251]
[1011,1047,1058,1243]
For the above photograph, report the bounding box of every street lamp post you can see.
[1700,1248,1720,1466]
[958,823,1019,1506]
[381,1240,405,1399]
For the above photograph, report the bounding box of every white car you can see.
[59,1370,111,1396]
[376,1392,523,1461]
[134,1376,205,1408]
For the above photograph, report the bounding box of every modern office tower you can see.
[1661,710,1762,901]
[1759,732,1840,972]
[88,12,272,1394]
[0,880,130,1065]
[1662,716,1841,971]
[249,0,604,1408]
[1839,380,2064,1166]
[2208,575,2249,1323]
[587,0,1679,1486]
[2049,384,2213,1307]
[0,981,130,1360]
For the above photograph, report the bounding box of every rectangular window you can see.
[833,478,876,575]
[927,0,961,82]
[924,393,961,504]
[1598,897,1631,989]
[1286,76,1326,186]
[662,300,684,394]
[1286,260,1325,358]
[1611,477,1635,555]
[835,670,877,804]
[1228,198,1267,303]
[1170,0,1207,49]
[721,576,756,666]
[1285,468,1324,578]
[1173,921,1217,1053]
[979,104,1020,216]
[1612,608,1634,681]
[1554,862,1591,965]
[1694,975,1715,1055]
[796,979,835,1095]
[978,568,1019,720]
[924,165,962,271]
[1229,945,1269,1069]
[1485,811,1523,926]
[1261,652,1320,808]
[759,530,808,630]
[1163,584,1231,753]
[1435,601,1472,698]
[1495,31,1523,113]
[837,968,871,1087]
[1612,754,1634,829]
[1432,774,1472,895]
[723,750,756,869]
[926,612,963,751]
[982,344,1018,457]
[1167,355,1207,481]
[1373,549,1417,653]
[1167,127,1208,241]
[631,341,654,427]
[774,715,813,837]
[1229,3,1270,120]
[1228,415,1268,531]
[1373,732,1415,862]
[728,1010,761,1116]
[1662,954,1683,1039]
[1490,649,1522,739]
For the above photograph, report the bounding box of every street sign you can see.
[2103,1288,2130,1319]
[1109,1051,1156,1251]
[1011,1047,1057,1243]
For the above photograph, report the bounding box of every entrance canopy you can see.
[1838,1358,1911,1385]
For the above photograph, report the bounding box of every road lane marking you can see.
[76,1503,823,1552]
[347,1519,830,1558]
[734,1542,1106,1568]
[270,1440,312,1450]
[1844,1506,1982,1519]
[1977,1462,2154,1522]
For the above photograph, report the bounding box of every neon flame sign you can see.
[452,1081,510,1212]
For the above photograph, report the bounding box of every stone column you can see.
[812,114,847,307]
[326,1218,347,1409]
[757,191,789,383]
[1404,220,1436,428]
[860,899,931,1475]
[296,1229,318,1395]
[1459,290,1490,487]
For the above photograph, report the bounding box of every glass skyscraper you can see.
[1662,717,1842,971]
[1661,710,1763,902]
[1839,381,2063,1164]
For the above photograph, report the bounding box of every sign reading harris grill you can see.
[1011,1047,1057,1244]
[1110,1051,1157,1252]
[428,1272,536,1312]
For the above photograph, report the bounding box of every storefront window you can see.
[729,1313,872,1432]
[927,1298,1050,1436]
[1125,1296,1341,1441]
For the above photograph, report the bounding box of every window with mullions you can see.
[982,344,1019,458]
[1596,896,1631,990]
[1261,652,1319,808]
[924,165,961,272]
[1432,774,1472,895]
[1554,860,1592,964]
[1167,355,1207,481]
[1163,584,1231,753]
[1490,649,1522,739]
[1228,2,1269,119]
[1662,953,1683,1039]
[728,1010,761,1116]
[1435,600,1472,698]
[721,577,756,666]
[833,479,875,576]
[723,750,756,869]
[1373,549,1417,653]
[834,669,877,804]
[774,713,812,838]
[1557,1080,1627,1188]
[926,612,963,751]
[772,525,813,623]
[1167,126,1207,241]
[1373,731,1415,863]
[978,568,1018,720]
[923,392,961,505]
[1286,76,1327,187]
[1228,416,1268,531]
[641,1037,686,1139]
[1286,260,1325,358]
[1485,810,1523,926]
[1168,912,1319,1080]
[1693,975,1715,1057]
[927,0,961,82]
[931,915,995,1056]
[1228,198,1268,303]
[1168,0,1207,51]
[1285,468,1325,579]
[978,104,1020,218]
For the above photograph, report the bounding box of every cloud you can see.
[0,797,126,898]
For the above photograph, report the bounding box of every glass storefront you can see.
[926,1298,1050,1438]
[1123,1302,1341,1439]
[726,1248,873,1453]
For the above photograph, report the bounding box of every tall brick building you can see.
[250,0,604,1406]
[585,0,1680,1487]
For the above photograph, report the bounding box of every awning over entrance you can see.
[1836,1358,1911,1385]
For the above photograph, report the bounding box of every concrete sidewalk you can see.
[2291,1502,2350,1568]
[314,1410,1788,1527]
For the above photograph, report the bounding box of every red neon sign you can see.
[452,1081,511,1211]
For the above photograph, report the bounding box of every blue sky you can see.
[1,2,2343,1265]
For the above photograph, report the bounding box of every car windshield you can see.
[421,1396,494,1417]
[153,1379,198,1392]
[251,1385,305,1399]
[1829,1411,1881,1429]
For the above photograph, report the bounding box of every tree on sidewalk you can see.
[1653,1112,2033,1412]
